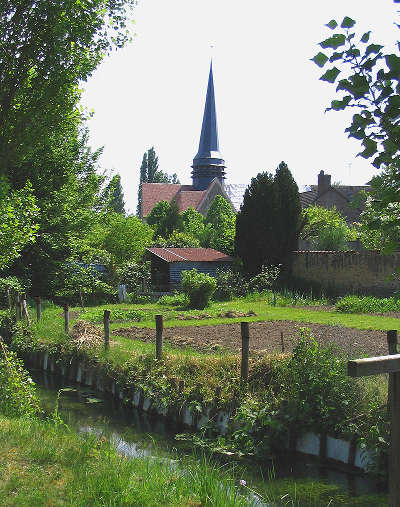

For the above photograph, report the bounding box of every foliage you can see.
[357,166,400,252]
[100,174,125,215]
[248,265,281,293]
[0,179,39,269]
[213,269,248,301]
[181,206,206,239]
[53,264,116,307]
[204,195,236,255]
[301,205,354,251]
[312,13,400,253]
[146,199,182,238]
[137,147,180,216]
[276,331,362,435]
[0,340,40,418]
[157,291,189,307]
[235,162,301,275]
[181,269,217,309]
[165,230,201,247]
[116,261,151,294]
[336,295,400,313]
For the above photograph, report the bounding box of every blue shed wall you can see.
[169,262,232,284]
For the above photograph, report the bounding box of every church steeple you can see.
[192,61,226,190]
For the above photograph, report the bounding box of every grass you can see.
[0,414,388,506]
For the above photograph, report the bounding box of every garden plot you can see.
[113,320,389,358]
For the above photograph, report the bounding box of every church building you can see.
[140,62,238,219]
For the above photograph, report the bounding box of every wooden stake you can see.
[6,286,11,309]
[241,321,250,381]
[281,331,285,353]
[388,330,398,416]
[64,304,70,334]
[35,296,41,321]
[21,295,31,326]
[103,310,111,351]
[155,314,163,359]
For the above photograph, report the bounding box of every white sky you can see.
[80,0,400,213]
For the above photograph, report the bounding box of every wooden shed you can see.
[146,247,234,291]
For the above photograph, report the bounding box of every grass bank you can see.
[0,414,387,506]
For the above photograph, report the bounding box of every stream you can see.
[32,369,383,505]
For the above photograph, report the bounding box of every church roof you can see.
[147,247,234,263]
[141,183,205,217]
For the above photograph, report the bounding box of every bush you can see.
[336,295,400,313]
[157,291,189,307]
[181,269,217,309]
[117,261,151,294]
[248,265,280,294]
[213,269,248,301]
[0,339,40,418]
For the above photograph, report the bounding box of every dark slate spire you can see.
[192,61,226,190]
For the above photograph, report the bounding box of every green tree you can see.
[205,195,236,255]
[146,199,182,239]
[101,174,125,215]
[311,10,400,252]
[181,207,206,239]
[137,147,180,216]
[301,205,355,251]
[100,214,154,266]
[235,163,301,274]
[0,0,136,172]
[0,179,39,269]
[274,162,302,263]
[166,231,200,247]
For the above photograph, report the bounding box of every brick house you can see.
[300,170,371,224]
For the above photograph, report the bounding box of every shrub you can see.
[117,261,151,294]
[0,339,40,418]
[157,291,189,307]
[213,269,248,301]
[336,295,400,313]
[181,269,217,309]
[248,265,280,294]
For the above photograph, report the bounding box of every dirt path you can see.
[113,320,391,358]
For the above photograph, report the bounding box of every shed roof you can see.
[147,247,234,263]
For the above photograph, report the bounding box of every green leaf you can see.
[359,138,378,158]
[361,31,371,43]
[366,44,384,56]
[385,54,400,75]
[320,34,346,50]
[330,96,352,111]
[329,52,344,62]
[320,67,340,83]
[311,52,328,68]
[326,19,338,30]
[341,16,356,29]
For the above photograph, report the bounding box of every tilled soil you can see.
[113,320,392,358]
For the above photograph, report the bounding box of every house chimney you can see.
[317,170,331,196]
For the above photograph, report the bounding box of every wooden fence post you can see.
[35,296,41,321]
[241,321,250,382]
[21,294,31,326]
[103,310,111,351]
[155,314,163,359]
[6,286,11,310]
[281,331,285,353]
[15,293,21,321]
[388,330,398,415]
[64,304,70,334]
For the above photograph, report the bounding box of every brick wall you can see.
[291,251,400,296]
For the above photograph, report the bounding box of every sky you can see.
[80,0,400,213]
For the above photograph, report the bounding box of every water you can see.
[32,370,384,505]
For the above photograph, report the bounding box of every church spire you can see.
[192,61,226,190]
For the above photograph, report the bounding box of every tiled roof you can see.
[299,185,370,208]
[146,247,234,263]
[142,183,207,217]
